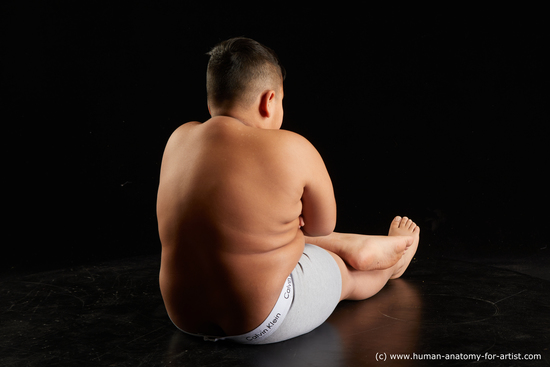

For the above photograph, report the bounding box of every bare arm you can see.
[294,134,337,237]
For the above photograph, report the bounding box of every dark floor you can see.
[1,254,549,366]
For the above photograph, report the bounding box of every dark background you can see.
[3,4,548,273]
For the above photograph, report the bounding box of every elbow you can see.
[300,201,337,236]
[302,228,334,237]
[301,219,336,237]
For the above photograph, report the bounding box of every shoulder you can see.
[170,121,201,138]
[254,129,327,182]
[164,121,202,146]
[271,129,323,163]
[264,129,317,153]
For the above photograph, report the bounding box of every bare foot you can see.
[388,216,418,238]
[388,216,420,279]
[338,232,414,272]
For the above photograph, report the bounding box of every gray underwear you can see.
[174,243,342,344]
[256,243,342,344]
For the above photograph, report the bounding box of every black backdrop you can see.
[4,4,548,272]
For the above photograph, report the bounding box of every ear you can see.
[259,90,276,118]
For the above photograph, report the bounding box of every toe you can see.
[391,216,402,228]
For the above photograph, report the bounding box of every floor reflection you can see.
[165,278,422,367]
[166,322,344,367]
[2,256,548,366]
[328,279,422,366]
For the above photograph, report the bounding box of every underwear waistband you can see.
[204,274,294,343]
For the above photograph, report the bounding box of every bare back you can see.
[157,116,336,336]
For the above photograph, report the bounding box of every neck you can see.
[211,109,266,129]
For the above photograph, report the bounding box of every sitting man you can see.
[156,37,420,344]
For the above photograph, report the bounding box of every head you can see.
[206,37,285,129]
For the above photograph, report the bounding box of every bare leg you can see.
[305,216,418,271]
[305,216,420,301]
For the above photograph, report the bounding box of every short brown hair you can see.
[206,37,285,108]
